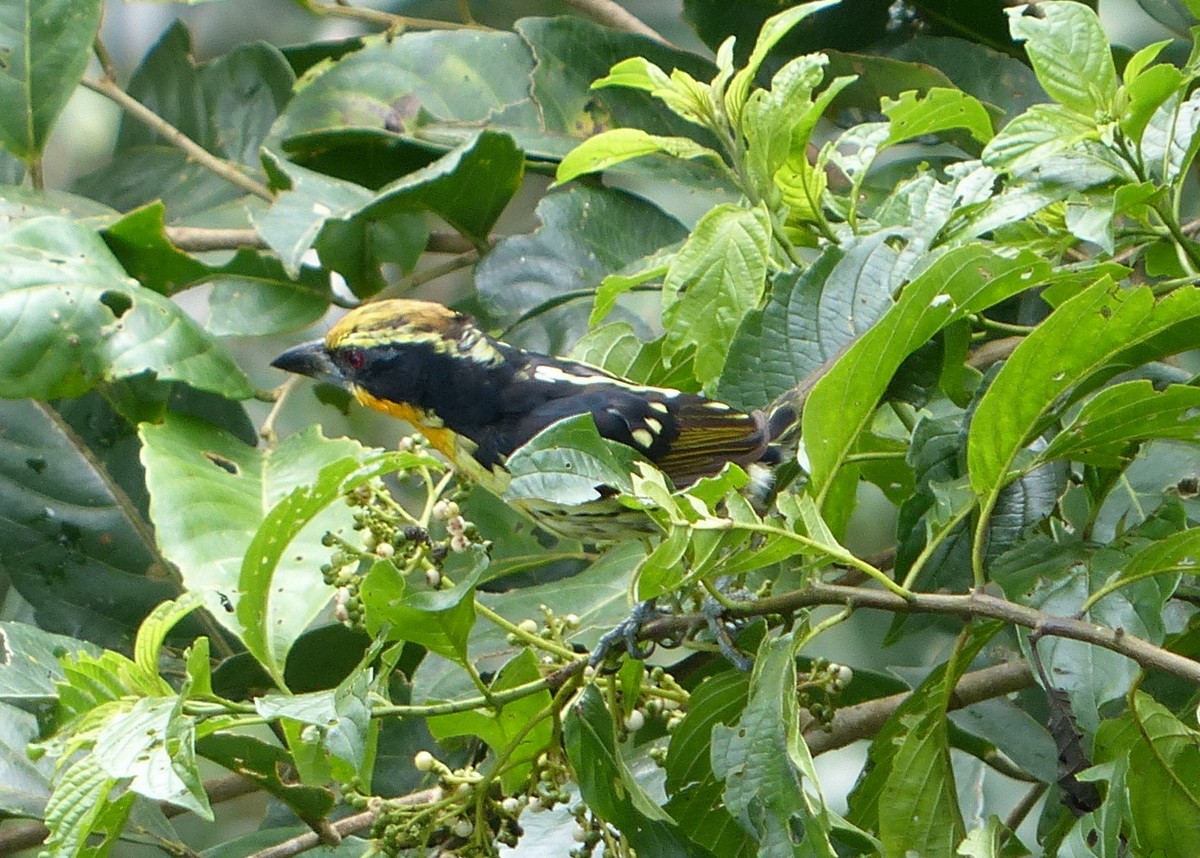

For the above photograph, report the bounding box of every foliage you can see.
[3,1,1200,856]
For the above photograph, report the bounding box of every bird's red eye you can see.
[344,348,366,370]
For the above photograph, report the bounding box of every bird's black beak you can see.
[271,339,342,385]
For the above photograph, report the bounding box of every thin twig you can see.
[377,251,479,299]
[260,377,301,448]
[303,0,485,31]
[81,76,274,202]
[164,227,266,252]
[559,0,671,44]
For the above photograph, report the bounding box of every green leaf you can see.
[101,201,332,335]
[0,184,117,229]
[359,549,487,664]
[42,754,129,858]
[569,323,683,389]
[254,153,371,275]
[0,398,184,648]
[272,29,540,168]
[504,414,645,505]
[254,673,371,782]
[133,593,205,681]
[847,631,994,854]
[718,237,903,411]
[556,128,724,185]
[0,623,98,706]
[520,16,720,148]
[236,447,434,688]
[476,185,686,355]
[711,633,839,857]
[1142,89,1200,185]
[117,22,212,153]
[428,649,553,793]
[980,101,1115,186]
[357,130,523,245]
[565,686,704,857]
[1093,527,1200,606]
[411,544,641,705]
[140,417,424,685]
[882,88,994,146]
[0,702,54,816]
[661,203,770,385]
[92,696,210,817]
[1095,692,1200,858]
[100,202,210,295]
[1038,380,1200,466]
[723,0,841,126]
[0,0,103,159]
[968,283,1200,504]
[0,217,252,399]
[1006,2,1118,117]
[590,248,675,327]
[804,245,1050,503]
[1121,46,1182,142]
[201,41,296,166]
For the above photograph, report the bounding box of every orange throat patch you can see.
[351,388,509,492]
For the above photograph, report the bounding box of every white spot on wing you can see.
[631,429,654,448]
[644,417,663,434]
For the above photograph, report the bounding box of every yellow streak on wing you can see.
[352,388,510,492]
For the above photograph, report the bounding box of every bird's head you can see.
[271,299,503,392]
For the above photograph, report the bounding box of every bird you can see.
[271,299,788,541]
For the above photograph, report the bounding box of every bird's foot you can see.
[588,600,666,671]
[702,596,753,672]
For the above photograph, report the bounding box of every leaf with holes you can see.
[140,416,432,685]
[0,217,251,399]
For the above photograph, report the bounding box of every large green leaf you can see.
[1037,380,1200,467]
[718,237,902,411]
[258,132,520,281]
[661,203,770,387]
[504,414,644,505]
[1095,692,1200,858]
[0,0,103,159]
[411,543,641,705]
[359,549,487,664]
[0,622,98,707]
[711,633,838,857]
[803,245,1049,503]
[847,631,993,854]
[0,217,252,400]
[968,283,1200,505]
[139,417,387,684]
[0,702,54,817]
[1006,1,1117,117]
[0,399,181,648]
[92,696,211,818]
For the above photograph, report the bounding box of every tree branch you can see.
[243,788,441,858]
[559,0,672,45]
[644,583,1200,685]
[81,76,274,202]
[805,659,1034,755]
[0,773,258,856]
[161,226,472,256]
